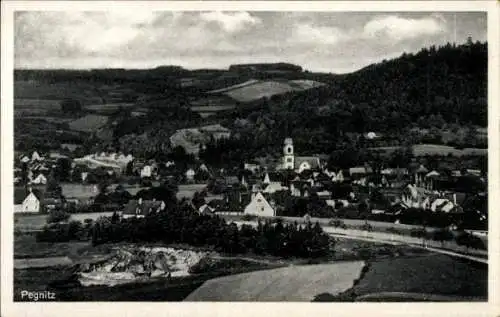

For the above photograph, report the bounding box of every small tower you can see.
[283,138,294,170]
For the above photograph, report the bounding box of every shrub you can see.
[410,228,427,238]
[455,232,487,250]
[360,223,373,232]
[431,228,454,243]
[385,227,401,234]
[47,210,70,224]
[242,214,257,221]
[328,219,345,228]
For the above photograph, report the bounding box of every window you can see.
[261,207,264,212]
[287,158,292,163]
[257,199,262,202]
[287,146,292,154]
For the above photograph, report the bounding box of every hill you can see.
[208,79,326,103]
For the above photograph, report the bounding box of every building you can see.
[185,168,195,182]
[31,173,47,185]
[281,138,321,173]
[244,192,275,217]
[14,188,41,213]
[122,198,166,219]
[140,165,153,178]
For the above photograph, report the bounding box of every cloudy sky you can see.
[14,11,486,73]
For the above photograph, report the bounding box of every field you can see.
[350,254,487,301]
[14,80,103,104]
[369,144,487,157]
[84,103,135,114]
[15,212,116,231]
[69,115,109,133]
[185,261,365,301]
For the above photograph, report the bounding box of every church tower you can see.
[283,138,294,170]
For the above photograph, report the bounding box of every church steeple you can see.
[283,138,294,170]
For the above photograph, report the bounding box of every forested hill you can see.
[328,41,487,128]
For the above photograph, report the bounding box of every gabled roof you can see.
[294,156,321,170]
[416,165,429,173]
[14,188,43,205]
[123,199,164,216]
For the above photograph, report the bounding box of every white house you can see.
[31,151,43,162]
[185,168,195,182]
[14,188,41,213]
[140,165,152,178]
[198,204,215,214]
[263,182,287,194]
[31,173,47,185]
[244,192,275,217]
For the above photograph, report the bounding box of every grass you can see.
[14,233,89,259]
[185,261,365,301]
[350,254,487,300]
[369,144,487,157]
[14,80,103,104]
[69,114,109,133]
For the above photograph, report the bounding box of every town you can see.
[10,10,489,303]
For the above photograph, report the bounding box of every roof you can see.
[122,199,164,216]
[349,167,370,175]
[294,156,321,170]
[284,138,293,145]
[14,188,43,205]
[416,165,429,173]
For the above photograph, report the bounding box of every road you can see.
[233,221,488,264]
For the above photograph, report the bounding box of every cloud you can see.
[291,24,348,45]
[363,15,447,41]
[14,11,484,73]
[199,11,262,33]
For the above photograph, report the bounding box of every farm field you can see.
[349,253,487,301]
[15,212,116,231]
[84,103,135,114]
[185,261,365,301]
[69,114,109,133]
[369,144,487,157]
[14,80,103,104]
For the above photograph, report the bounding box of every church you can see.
[280,138,321,173]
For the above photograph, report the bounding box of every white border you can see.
[1,2,499,317]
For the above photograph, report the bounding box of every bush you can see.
[410,228,427,238]
[455,231,487,250]
[36,221,87,242]
[360,223,373,232]
[242,214,257,221]
[47,210,71,224]
[431,228,454,243]
[328,219,346,228]
[385,227,401,234]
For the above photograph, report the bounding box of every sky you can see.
[14,11,487,74]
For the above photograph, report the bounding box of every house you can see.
[263,182,288,194]
[20,156,30,163]
[185,168,195,182]
[244,163,260,174]
[243,192,275,217]
[401,184,431,209]
[316,190,331,200]
[31,151,44,162]
[122,198,166,219]
[198,204,215,214]
[31,173,47,185]
[430,198,461,213]
[349,166,372,179]
[14,188,42,213]
[140,165,152,178]
[224,176,240,186]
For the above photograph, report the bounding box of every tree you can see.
[60,98,82,113]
